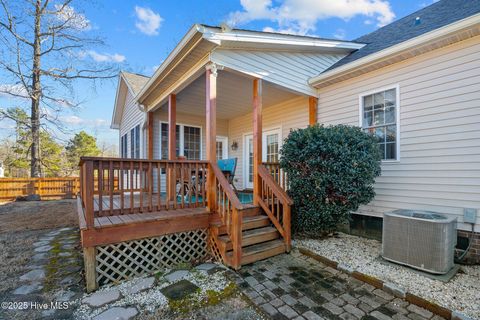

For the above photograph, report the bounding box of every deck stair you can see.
[210,205,287,267]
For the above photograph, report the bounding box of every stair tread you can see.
[210,214,268,227]
[227,239,284,257]
[218,226,277,243]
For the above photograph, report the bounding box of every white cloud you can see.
[61,115,109,128]
[333,28,346,40]
[62,115,84,125]
[54,4,91,31]
[86,50,126,63]
[0,84,29,99]
[134,6,163,36]
[227,0,395,35]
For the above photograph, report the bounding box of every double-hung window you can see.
[361,87,399,161]
[130,125,141,158]
[120,134,128,158]
[160,123,201,160]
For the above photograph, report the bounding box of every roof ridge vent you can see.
[220,22,232,33]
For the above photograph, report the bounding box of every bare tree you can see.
[0,0,117,177]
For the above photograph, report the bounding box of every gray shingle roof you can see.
[122,72,150,95]
[326,0,480,72]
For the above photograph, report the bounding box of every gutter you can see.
[309,13,480,87]
[200,25,365,50]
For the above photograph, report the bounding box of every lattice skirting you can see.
[208,232,223,264]
[95,229,208,286]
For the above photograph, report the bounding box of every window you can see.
[160,123,201,160]
[161,123,180,159]
[216,141,223,160]
[130,128,134,158]
[216,136,228,160]
[130,125,141,158]
[120,134,128,158]
[265,133,279,163]
[361,87,399,160]
[135,125,140,158]
[184,126,201,160]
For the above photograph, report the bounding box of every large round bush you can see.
[280,124,381,236]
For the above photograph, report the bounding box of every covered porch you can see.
[77,25,362,291]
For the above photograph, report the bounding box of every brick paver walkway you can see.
[232,250,444,320]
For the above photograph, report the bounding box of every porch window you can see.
[160,122,201,160]
[266,133,279,163]
[216,141,223,160]
[361,87,399,160]
[120,134,128,158]
[183,126,201,160]
[130,125,140,158]
[160,123,179,159]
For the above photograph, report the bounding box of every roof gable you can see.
[111,72,149,129]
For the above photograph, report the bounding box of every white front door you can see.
[244,129,282,189]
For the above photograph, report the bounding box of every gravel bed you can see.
[296,233,480,319]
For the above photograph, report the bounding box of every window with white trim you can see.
[160,123,201,160]
[120,134,128,158]
[130,125,140,158]
[361,88,398,160]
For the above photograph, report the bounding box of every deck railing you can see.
[262,162,288,191]
[79,157,208,228]
[210,162,243,268]
[257,164,293,251]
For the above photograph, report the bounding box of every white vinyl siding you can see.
[119,90,145,158]
[317,35,480,232]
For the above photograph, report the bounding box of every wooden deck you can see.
[78,196,209,247]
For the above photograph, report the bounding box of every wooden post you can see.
[147,111,154,160]
[85,160,94,228]
[253,78,262,205]
[168,94,176,201]
[309,96,318,126]
[83,246,97,292]
[284,205,291,252]
[232,209,243,269]
[205,66,217,211]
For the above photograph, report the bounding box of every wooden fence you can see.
[0,177,80,201]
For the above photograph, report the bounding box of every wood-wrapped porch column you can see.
[253,78,262,205]
[205,64,218,211]
[309,96,318,126]
[168,94,176,200]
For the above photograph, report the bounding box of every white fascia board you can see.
[309,13,480,86]
[199,25,365,50]
[110,74,124,130]
[136,24,203,102]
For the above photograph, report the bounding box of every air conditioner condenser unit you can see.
[382,210,457,274]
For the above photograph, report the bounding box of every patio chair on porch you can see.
[217,158,238,193]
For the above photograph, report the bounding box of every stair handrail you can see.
[210,162,243,269]
[257,164,293,251]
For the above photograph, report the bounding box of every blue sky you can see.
[0,0,436,150]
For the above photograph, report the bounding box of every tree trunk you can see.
[30,0,42,177]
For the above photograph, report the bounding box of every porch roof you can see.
[135,24,364,110]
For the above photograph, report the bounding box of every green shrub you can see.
[280,124,382,236]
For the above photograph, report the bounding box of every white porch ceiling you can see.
[170,70,299,120]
